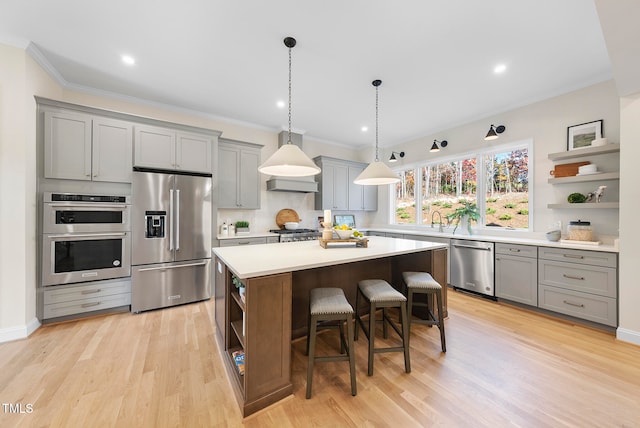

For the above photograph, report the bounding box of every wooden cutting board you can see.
[276,208,300,229]
[550,161,590,178]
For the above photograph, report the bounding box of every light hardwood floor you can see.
[1,290,639,427]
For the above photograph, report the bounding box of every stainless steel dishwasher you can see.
[450,239,495,298]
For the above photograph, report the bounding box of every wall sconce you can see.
[430,139,448,153]
[485,124,506,141]
[389,151,405,162]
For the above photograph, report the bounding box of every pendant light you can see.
[484,124,506,141]
[354,80,400,185]
[258,37,320,177]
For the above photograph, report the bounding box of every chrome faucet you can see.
[431,210,444,233]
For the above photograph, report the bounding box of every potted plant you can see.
[232,275,246,301]
[235,221,250,235]
[446,201,480,235]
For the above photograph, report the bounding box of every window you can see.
[392,140,531,230]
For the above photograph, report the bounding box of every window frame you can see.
[390,138,533,231]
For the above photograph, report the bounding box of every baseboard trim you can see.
[0,318,41,344]
[616,327,640,346]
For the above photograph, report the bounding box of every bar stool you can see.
[402,271,446,352]
[306,287,356,399]
[355,279,410,376]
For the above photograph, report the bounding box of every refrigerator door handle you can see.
[176,189,180,251]
[136,261,208,272]
[169,189,174,250]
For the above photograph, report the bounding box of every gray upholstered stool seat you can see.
[355,279,410,376]
[306,287,356,399]
[402,271,446,352]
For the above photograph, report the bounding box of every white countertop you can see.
[212,236,447,279]
[363,228,619,253]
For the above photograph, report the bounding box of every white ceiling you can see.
[0,0,612,148]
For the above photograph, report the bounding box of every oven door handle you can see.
[48,204,129,210]
[136,261,207,272]
[46,232,128,240]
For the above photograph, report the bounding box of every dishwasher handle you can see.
[453,244,493,251]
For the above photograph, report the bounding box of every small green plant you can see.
[458,198,468,204]
[520,199,528,203]
[399,212,410,219]
[486,207,497,214]
[567,193,586,203]
[396,207,407,214]
[499,214,513,220]
[441,202,452,208]
[432,201,442,206]
[517,209,529,215]
[235,221,249,228]
[487,197,498,203]
[504,203,517,209]
[446,202,480,235]
[232,275,245,290]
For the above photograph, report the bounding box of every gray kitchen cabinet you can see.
[44,110,133,183]
[219,237,272,247]
[134,124,212,173]
[42,278,131,320]
[314,156,376,211]
[495,243,537,306]
[218,139,262,209]
[348,165,377,211]
[538,247,617,326]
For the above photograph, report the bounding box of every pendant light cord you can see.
[375,83,379,162]
[288,44,292,145]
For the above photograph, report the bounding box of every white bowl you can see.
[334,229,353,239]
[284,222,299,230]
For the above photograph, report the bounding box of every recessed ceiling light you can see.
[361,126,368,132]
[494,63,507,74]
[121,55,135,66]
[276,100,286,108]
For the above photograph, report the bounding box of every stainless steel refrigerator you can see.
[131,169,212,312]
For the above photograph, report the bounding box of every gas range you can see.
[269,228,322,243]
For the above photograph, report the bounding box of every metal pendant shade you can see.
[258,37,320,177]
[354,80,400,185]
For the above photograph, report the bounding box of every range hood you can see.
[266,132,319,193]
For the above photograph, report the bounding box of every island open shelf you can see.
[212,236,448,417]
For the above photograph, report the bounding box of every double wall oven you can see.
[41,192,131,286]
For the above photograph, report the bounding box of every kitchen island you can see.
[212,236,448,417]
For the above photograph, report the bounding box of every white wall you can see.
[371,80,621,239]
[618,92,640,345]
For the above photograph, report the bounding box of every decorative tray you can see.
[319,238,369,248]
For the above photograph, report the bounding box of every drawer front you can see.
[538,285,616,327]
[495,243,537,258]
[385,232,404,239]
[538,260,616,298]
[44,293,131,319]
[44,278,131,304]
[366,231,386,237]
[266,236,280,244]
[219,237,267,247]
[538,247,616,268]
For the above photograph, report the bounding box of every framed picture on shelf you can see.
[567,120,603,151]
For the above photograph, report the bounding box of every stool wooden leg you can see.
[354,288,361,341]
[346,313,357,396]
[306,315,318,399]
[436,290,446,352]
[406,288,414,346]
[305,310,312,356]
[400,302,411,373]
[368,302,376,376]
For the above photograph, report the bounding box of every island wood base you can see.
[213,246,447,417]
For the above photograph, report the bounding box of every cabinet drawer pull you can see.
[81,289,102,295]
[562,274,585,280]
[563,254,584,259]
[81,302,101,308]
[237,242,251,245]
[563,300,585,308]
[509,248,521,252]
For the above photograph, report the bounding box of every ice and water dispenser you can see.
[144,211,166,238]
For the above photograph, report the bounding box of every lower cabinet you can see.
[42,278,131,320]
[538,247,617,327]
[219,236,279,247]
[495,243,538,306]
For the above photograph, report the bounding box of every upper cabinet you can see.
[44,110,133,183]
[134,124,212,174]
[218,139,262,209]
[547,145,620,209]
[314,156,377,211]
